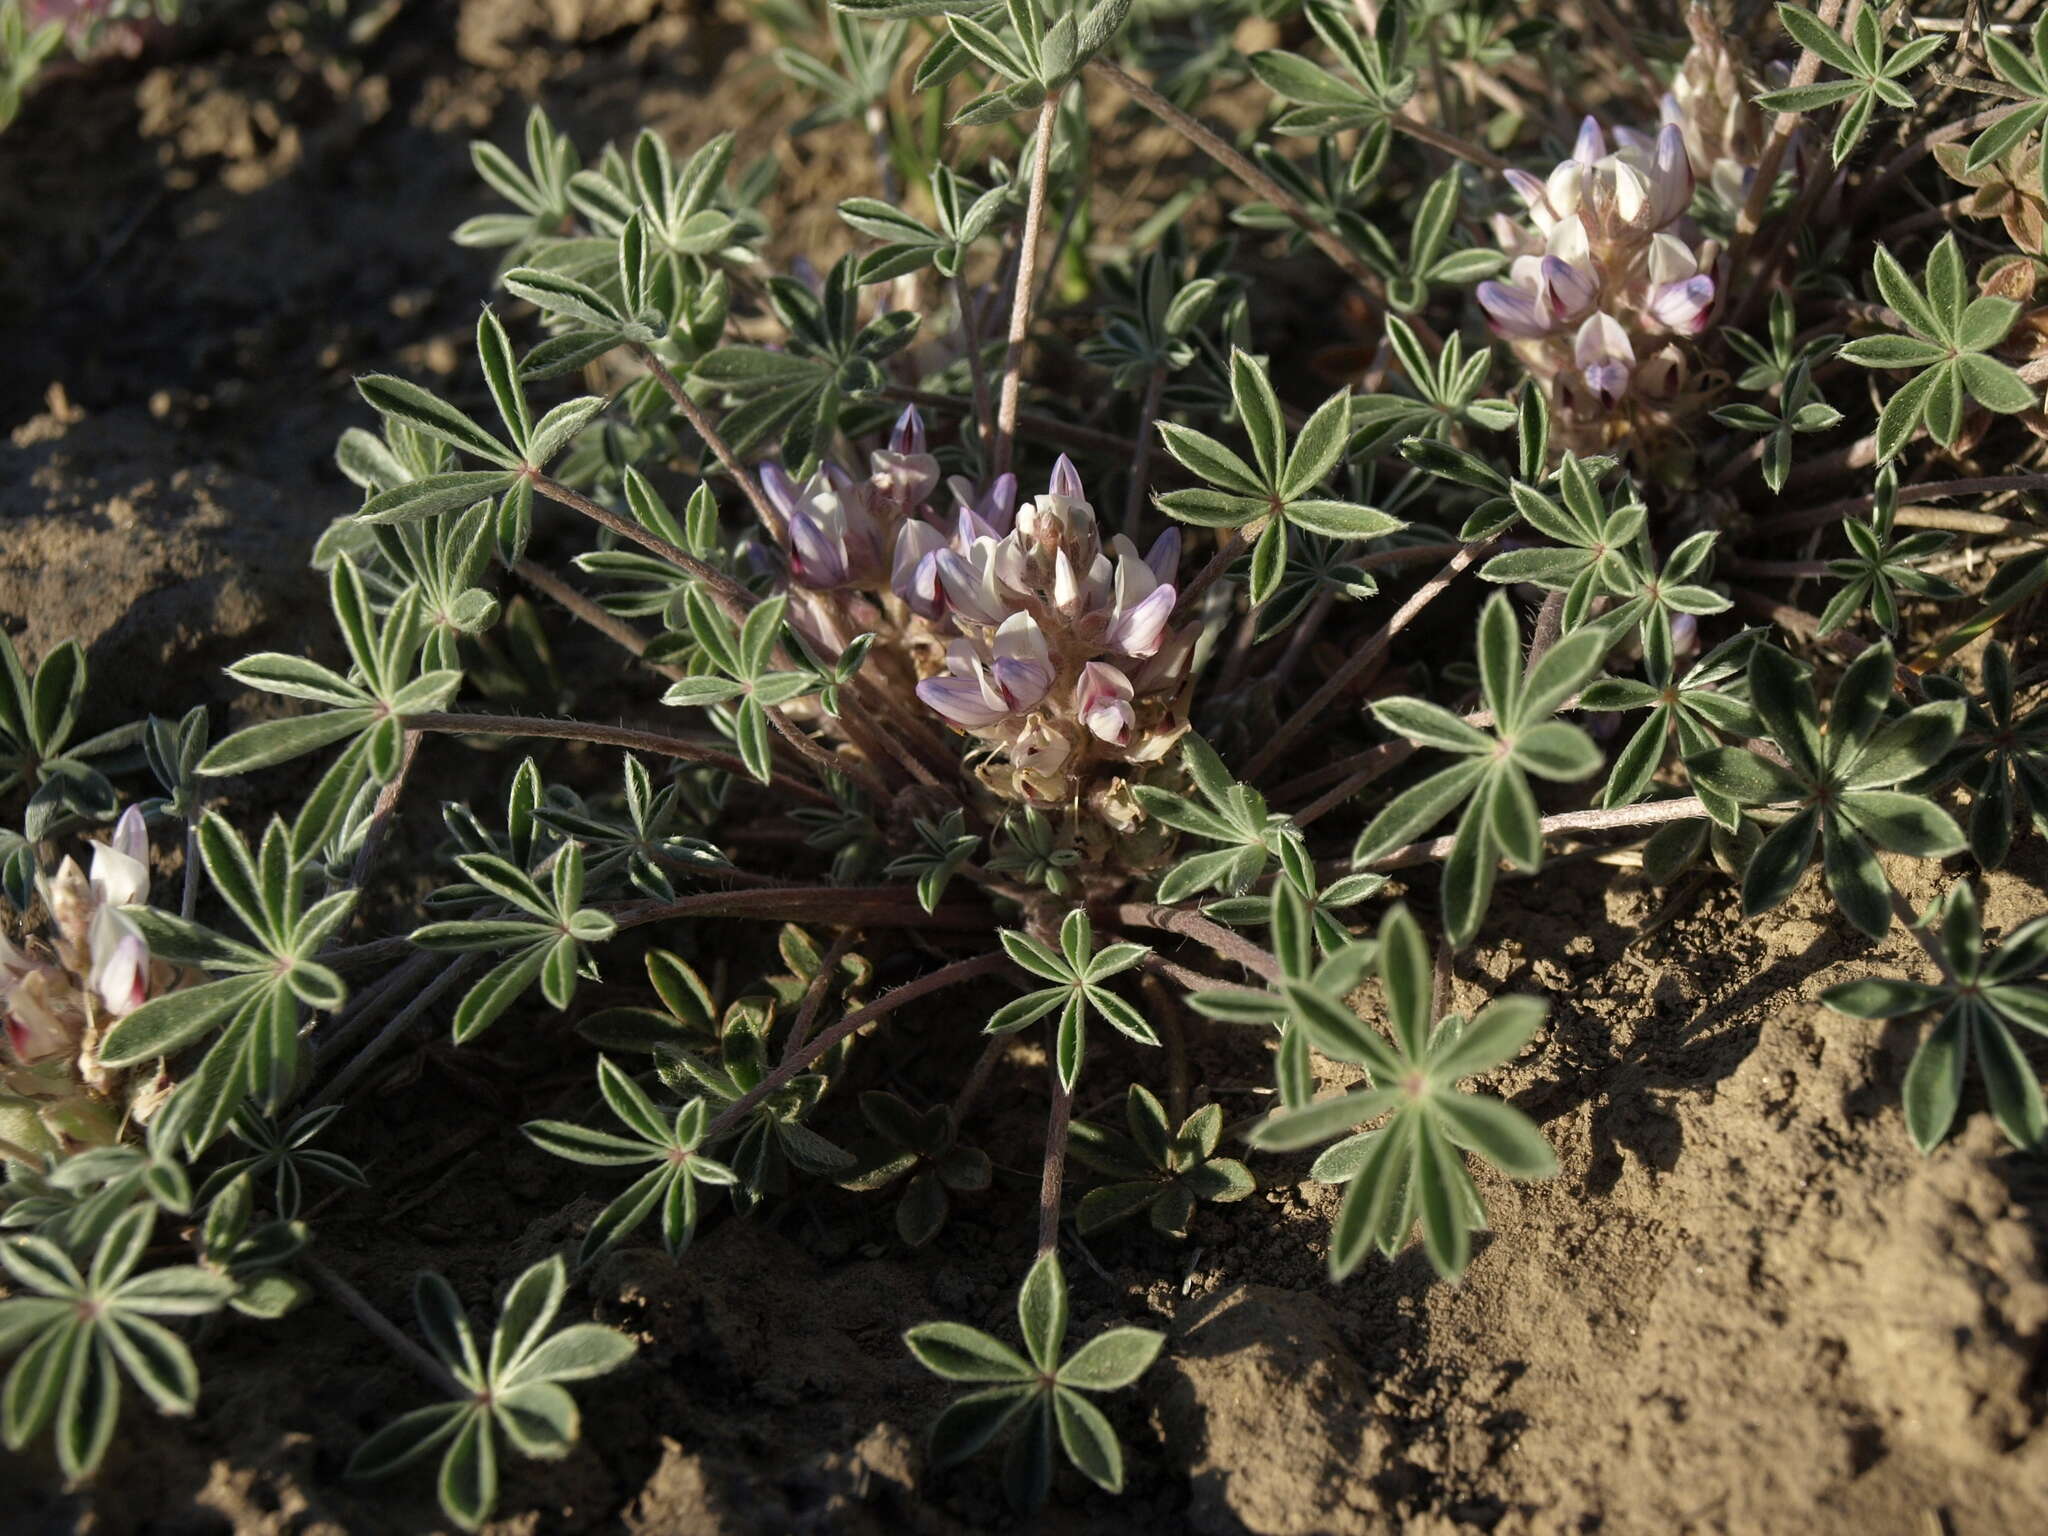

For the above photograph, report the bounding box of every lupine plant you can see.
[5,1,2048,1523]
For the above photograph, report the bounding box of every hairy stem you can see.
[885,385,1138,461]
[301,1257,463,1397]
[1353,794,1784,873]
[1087,57,1431,344]
[994,96,1062,479]
[1172,528,1248,620]
[1729,0,1849,265]
[628,343,788,548]
[511,558,682,680]
[615,885,991,932]
[1245,541,1494,781]
[950,1034,1010,1123]
[306,954,480,1111]
[399,710,828,805]
[179,820,201,921]
[953,272,997,465]
[1112,904,1283,982]
[1124,365,1168,542]
[531,473,754,622]
[348,730,418,890]
[1752,476,2048,538]
[1037,1061,1073,1258]
[702,952,1013,1143]
[781,928,857,1066]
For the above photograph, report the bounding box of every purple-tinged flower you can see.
[1574,115,1607,165]
[1478,267,1553,340]
[1075,662,1136,746]
[934,541,1011,627]
[1504,167,1557,231]
[1574,313,1636,408]
[917,618,1053,730]
[88,907,148,1019]
[871,406,940,513]
[989,613,1054,712]
[948,472,1018,536]
[1048,454,1085,501]
[1104,534,1177,658]
[90,806,149,910]
[1539,252,1598,325]
[892,520,947,616]
[1644,234,1715,334]
[765,462,885,589]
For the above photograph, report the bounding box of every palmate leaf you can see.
[1755,4,1944,165]
[521,1059,734,1263]
[1840,237,2037,460]
[1824,883,2048,1151]
[1685,641,1963,939]
[349,1255,634,1531]
[0,1205,235,1478]
[1153,348,1403,600]
[1353,594,1611,946]
[986,910,1152,1089]
[1244,903,1554,1280]
[905,1252,1162,1509]
[1070,1086,1253,1238]
[92,816,356,1157]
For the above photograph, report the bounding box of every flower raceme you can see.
[759,413,1192,809]
[1477,83,1743,440]
[1,808,181,1155]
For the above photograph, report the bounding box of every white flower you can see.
[1574,313,1636,408]
[1075,662,1136,746]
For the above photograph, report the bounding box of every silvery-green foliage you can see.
[1836,236,2038,460]
[527,756,730,900]
[202,556,462,811]
[839,1090,990,1247]
[660,590,826,783]
[989,910,1154,1090]
[1069,1084,1252,1238]
[1916,641,2048,870]
[523,1058,736,1264]
[1686,642,1965,939]
[195,1171,312,1321]
[0,1133,190,1254]
[0,1202,236,1478]
[1156,349,1404,607]
[1755,3,1946,166]
[840,162,1014,284]
[1352,316,1515,452]
[883,809,983,913]
[1814,465,1962,637]
[408,843,617,1042]
[0,629,128,841]
[1135,733,1297,903]
[194,1104,366,1221]
[1201,896,1553,1280]
[984,806,1081,894]
[690,253,919,470]
[660,1005,853,1210]
[1824,881,2048,1151]
[345,1255,637,1532]
[905,1250,1163,1509]
[1354,592,1612,946]
[1710,357,1843,494]
[99,817,356,1154]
